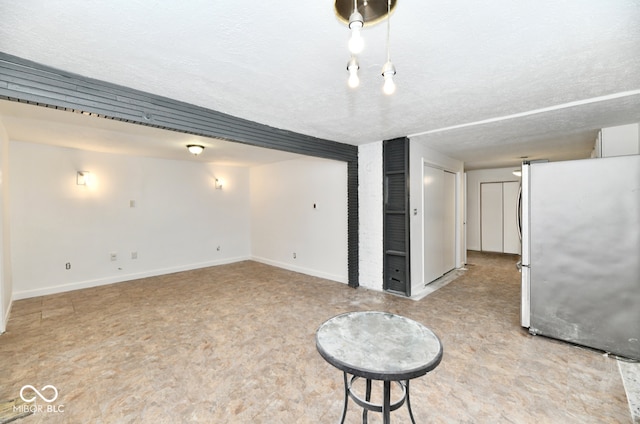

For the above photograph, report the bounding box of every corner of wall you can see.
[249,158,349,284]
[358,141,384,291]
[0,116,13,333]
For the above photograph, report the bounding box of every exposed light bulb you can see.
[381,61,396,95]
[348,11,364,54]
[383,76,396,95]
[348,72,360,88]
[347,58,360,88]
[348,28,364,54]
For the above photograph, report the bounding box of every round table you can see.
[316,311,443,424]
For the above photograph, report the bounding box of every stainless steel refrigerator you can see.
[520,155,640,360]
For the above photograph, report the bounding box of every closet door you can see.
[443,171,456,272]
[480,181,521,254]
[423,164,444,284]
[480,182,503,252]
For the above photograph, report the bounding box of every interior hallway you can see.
[0,251,633,423]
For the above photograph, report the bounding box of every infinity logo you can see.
[19,385,59,403]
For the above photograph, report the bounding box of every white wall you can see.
[409,139,464,297]
[0,120,12,332]
[250,157,348,283]
[10,141,251,299]
[358,141,384,291]
[466,167,521,251]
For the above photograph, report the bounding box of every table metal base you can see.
[339,372,416,424]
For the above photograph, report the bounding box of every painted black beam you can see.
[0,52,359,288]
[0,53,357,162]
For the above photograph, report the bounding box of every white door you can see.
[481,182,503,252]
[423,164,444,284]
[443,171,456,272]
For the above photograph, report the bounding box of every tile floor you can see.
[0,251,634,423]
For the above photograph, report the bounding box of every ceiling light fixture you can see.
[338,0,397,94]
[187,144,205,156]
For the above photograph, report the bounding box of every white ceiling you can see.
[1,0,639,169]
[0,101,304,166]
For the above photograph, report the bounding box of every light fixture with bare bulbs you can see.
[337,0,398,94]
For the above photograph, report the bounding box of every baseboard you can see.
[12,256,251,300]
[410,267,467,301]
[250,256,347,284]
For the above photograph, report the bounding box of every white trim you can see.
[409,90,640,137]
[12,256,251,300]
[13,256,348,300]
[251,256,348,285]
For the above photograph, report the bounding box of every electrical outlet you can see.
[293,252,297,259]
[216,246,221,252]
[110,252,117,261]
[131,252,138,259]
[65,262,71,270]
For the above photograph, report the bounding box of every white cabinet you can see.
[594,123,640,158]
[480,183,503,252]
[480,181,521,254]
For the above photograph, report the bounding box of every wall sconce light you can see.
[77,171,92,185]
[187,144,205,156]
[215,178,223,190]
[512,169,522,177]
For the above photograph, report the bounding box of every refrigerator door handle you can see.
[517,185,522,241]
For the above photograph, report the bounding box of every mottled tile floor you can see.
[0,251,633,423]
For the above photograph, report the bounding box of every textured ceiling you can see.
[1,0,639,169]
